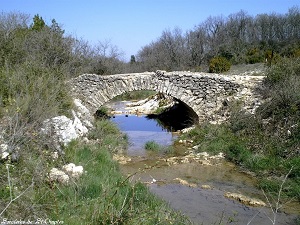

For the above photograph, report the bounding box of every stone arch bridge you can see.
[69,71,264,124]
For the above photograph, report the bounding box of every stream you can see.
[106,100,299,225]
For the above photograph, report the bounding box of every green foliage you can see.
[264,50,281,67]
[245,48,264,64]
[260,58,300,120]
[282,43,300,58]
[94,106,110,119]
[31,14,46,31]
[144,140,174,155]
[130,55,136,64]
[265,57,300,85]
[0,64,73,124]
[50,19,64,35]
[112,90,156,101]
[88,119,126,148]
[145,140,161,152]
[209,56,231,73]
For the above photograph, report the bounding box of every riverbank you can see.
[49,119,192,224]
[0,118,191,224]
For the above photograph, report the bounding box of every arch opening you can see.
[93,89,199,132]
[146,98,199,132]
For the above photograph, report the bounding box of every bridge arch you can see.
[69,71,263,124]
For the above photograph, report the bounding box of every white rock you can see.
[74,98,90,116]
[1,151,9,160]
[41,116,77,146]
[41,113,88,146]
[192,145,200,150]
[73,99,93,128]
[62,163,84,178]
[0,144,9,160]
[0,143,8,151]
[49,168,69,184]
[72,110,88,136]
[62,163,76,173]
[57,174,70,184]
[72,165,84,178]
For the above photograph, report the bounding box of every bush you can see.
[209,56,231,73]
[265,57,300,85]
[145,140,161,152]
[245,48,264,64]
[260,58,300,119]
[94,106,110,119]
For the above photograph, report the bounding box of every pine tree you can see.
[31,14,45,31]
[130,55,136,64]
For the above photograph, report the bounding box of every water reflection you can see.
[111,114,177,156]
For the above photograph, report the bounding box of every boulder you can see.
[41,111,88,148]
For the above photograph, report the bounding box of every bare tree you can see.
[186,26,207,68]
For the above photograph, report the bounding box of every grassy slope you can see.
[0,120,191,224]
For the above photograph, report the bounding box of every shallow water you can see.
[121,158,297,225]
[111,114,177,156]
[107,101,299,225]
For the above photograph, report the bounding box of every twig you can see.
[247,166,293,225]
[275,167,293,213]
[246,210,262,225]
[0,164,34,216]
[119,191,129,216]
[262,189,276,224]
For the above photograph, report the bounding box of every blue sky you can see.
[1,0,299,61]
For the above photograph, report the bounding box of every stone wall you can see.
[68,71,265,123]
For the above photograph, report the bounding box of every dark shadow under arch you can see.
[146,98,199,131]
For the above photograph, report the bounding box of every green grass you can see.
[144,140,175,155]
[145,140,161,152]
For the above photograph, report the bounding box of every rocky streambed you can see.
[116,150,298,224]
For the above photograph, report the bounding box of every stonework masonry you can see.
[68,71,265,124]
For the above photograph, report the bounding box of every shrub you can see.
[209,56,231,73]
[245,48,264,64]
[145,140,161,152]
[260,58,300,119]
[265,57,300,85]
[94,106,110,119]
